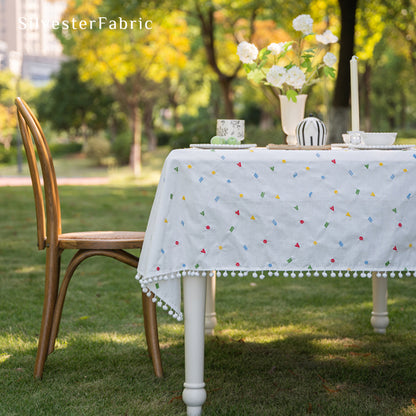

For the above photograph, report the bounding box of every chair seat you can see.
[58,231,145,249]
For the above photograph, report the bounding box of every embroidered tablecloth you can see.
[136,147,416,320]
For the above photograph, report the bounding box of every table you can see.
[136,147,416,415]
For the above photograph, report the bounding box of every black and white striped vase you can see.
[295,116,327,146]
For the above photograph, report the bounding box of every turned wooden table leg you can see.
[371,272,389,334]
[182,273,207,416]
[205,272,217,336]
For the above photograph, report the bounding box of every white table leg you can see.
[182,273,207,416]
[371,272,389,334]
[205,272,217,336]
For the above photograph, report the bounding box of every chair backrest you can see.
[15,97,61,250]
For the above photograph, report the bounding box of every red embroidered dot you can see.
[300,220,305,224]
[331,258,335,263]
[175,241,179,245]
[206,225,211,230]
[263,239,268,244]
[359,236,364,241]
[156,266,160,271]
[236,262,240,267]
[398,223,402,227]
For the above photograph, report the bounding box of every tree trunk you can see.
[143,103,158,151]
[196,5,237,119]
[363,62,372,132]
[129,105,142,177]
[328,0,358,142]
[219,76,235,119]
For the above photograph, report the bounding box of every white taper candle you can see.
[350,56,360,131]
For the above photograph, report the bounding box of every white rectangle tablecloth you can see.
[136,147,416,320]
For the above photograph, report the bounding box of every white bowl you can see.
[361,132,397,146]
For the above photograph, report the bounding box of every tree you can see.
[58,0,189,175]
[328,0,357,142]
[35,59,114,138]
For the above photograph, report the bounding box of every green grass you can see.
[1,151,416,415]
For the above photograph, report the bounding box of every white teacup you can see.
[216,119,244,141]
[347,131,364,145]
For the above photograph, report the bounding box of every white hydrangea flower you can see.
[285,66,306,89]
[316,30,338,45]
[292,14,313,35]
[323,52,337,67]
[267,42,291,56]
[266,65,287,88]
[237,41,259,64]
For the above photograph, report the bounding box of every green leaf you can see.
[259,48,271,60]
[286,89,298,102]
[324,66,336,78]
[244,63,257,73]
[247,69,265,83]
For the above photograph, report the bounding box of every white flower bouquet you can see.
[237,14,338,102]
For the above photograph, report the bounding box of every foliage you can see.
[35,59,114,137]
[0,70,36,150]
[110,129,132,165]
[83,135,111,166]
[57,0,190,175]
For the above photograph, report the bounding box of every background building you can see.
[0,0,67,85]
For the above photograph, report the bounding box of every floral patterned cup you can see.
[216,119,245,141]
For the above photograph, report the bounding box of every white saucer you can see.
[348,144,415,150]
[190,144,257,149]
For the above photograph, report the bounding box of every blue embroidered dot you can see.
[368,217,373,223]
[221,155,226,160]
[227,179,231,183]
[316,153,321,158]
[181,220,185,226]
[253,173,259,178]
[293,172,298,178]
[407,193,411,200]
[161,249,165,254]
[243,245,248,251]
[272,219,277,226]
[215,196,220,202]
[308,192,313,197]
[339,241,344,247]
[268,263,272,268]
[390,174,395,180]
[321,175,326,180]
[199,177,204,183]
[182,264,186,268]
[413,154,416,159]
[348,170,354,176]
[364,260,369,265]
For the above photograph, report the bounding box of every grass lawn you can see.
[1,147,416,415]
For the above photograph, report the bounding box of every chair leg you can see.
[142,291,163,377]
[34,247,60,379]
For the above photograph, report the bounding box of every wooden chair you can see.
[15,97,163,379]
